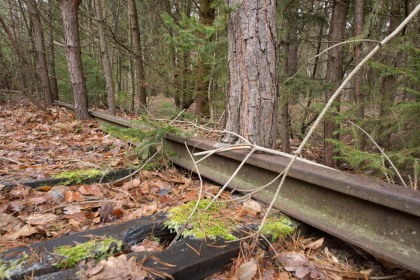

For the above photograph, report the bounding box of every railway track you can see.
[33,102,420,274]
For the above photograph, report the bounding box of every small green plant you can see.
[164,199,237,240]
[54,237,122,268]
[260,216,295,241]
[0,253,28,279]
[53,169,105,185]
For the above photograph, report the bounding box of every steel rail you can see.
[55,102,420,274]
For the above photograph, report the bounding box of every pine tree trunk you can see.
[222,0,278,148]
[378,0,403,150]
[128,0,147,111]
[57,0,89,120]
[95,0,116,115]
[354,0,366,150]
[281,6,298,153]
[27,0,53,106]
[323,0,349,167]
[47,3,59,101]
[195,0,215,117]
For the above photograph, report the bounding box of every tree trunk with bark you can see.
[95,0,116,115]
[378,0,403,150]
[57,0,89,119]
[128,0,147,111]
[323,0,349,167]
[47,3,59,101]
[354,0,366,150]
[27,0,53,106]
[222,0,278,148]
[195,0,215,117]
[281,5,298,153]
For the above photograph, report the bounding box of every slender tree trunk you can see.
[222,0,278,148]
[95,0,116,115]
[378,0,403,150]
[195,0,215,117]
[27,0,53,106]
[57,0,89,120]
[128,0,147,111]
[47,3,59,101]
[323,0,349,167]
[281,6,298,153]
[354,0,366,150]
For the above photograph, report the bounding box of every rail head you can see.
[165,134,420,217]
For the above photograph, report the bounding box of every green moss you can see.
[164,199,237,241]
[0,253,28,279]
[261,216,295,241]
[53,237,122,268]
[53,169,105,185]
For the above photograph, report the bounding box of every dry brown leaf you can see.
[3,224,38,240]
[278,252,326,280]
[0,213,23,233]
[65,191,84,202]
[243,199,261,213]
[278,271,291,280]
[63,204,82,215]
[234,258,258,280]
[25,213,58,226]
[48,185,68,202]
[86,255,147,280]
[304,237,324,250]
[78,184,104,197]
[142,202,158,216]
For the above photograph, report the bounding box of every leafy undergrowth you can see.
[0,101,400,280]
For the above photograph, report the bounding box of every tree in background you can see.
[57,0,89,119]
[95,0,116,115]
[222,0,278,148]
[323,0,349,167]
[27,0,53,106]
[128,0,147,111]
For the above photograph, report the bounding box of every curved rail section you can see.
[55,101,420,273]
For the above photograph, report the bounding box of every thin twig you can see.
[205,146,257,209]
[167,142,204,248]
[348,121,408,188]
[0,156,23,165]
[100,142,123,183]
[281,39,380,88]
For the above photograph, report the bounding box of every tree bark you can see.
[222,0,278,148]
[128,0,147,111]
[353,0,366,150]
[57,0,89,120]
[95,0,116,115]
[323,0,349,167]
[281,5,298,153]
[47,3,59,101]
[378,0,403,150]
[27,0,53,106]
[195,0,215,117]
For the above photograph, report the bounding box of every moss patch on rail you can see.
[0,253,28,279]
[164,199,237,240]
[53,169,105,185]
[53,237,122,268]
[261,216,295,241]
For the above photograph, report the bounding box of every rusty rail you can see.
[55,101,420,273]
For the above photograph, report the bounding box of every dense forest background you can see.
[0,0,418,188]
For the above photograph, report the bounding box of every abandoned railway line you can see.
[2,101,420,278]
[55,101,420,273]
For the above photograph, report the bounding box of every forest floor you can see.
[0,98,409,279]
